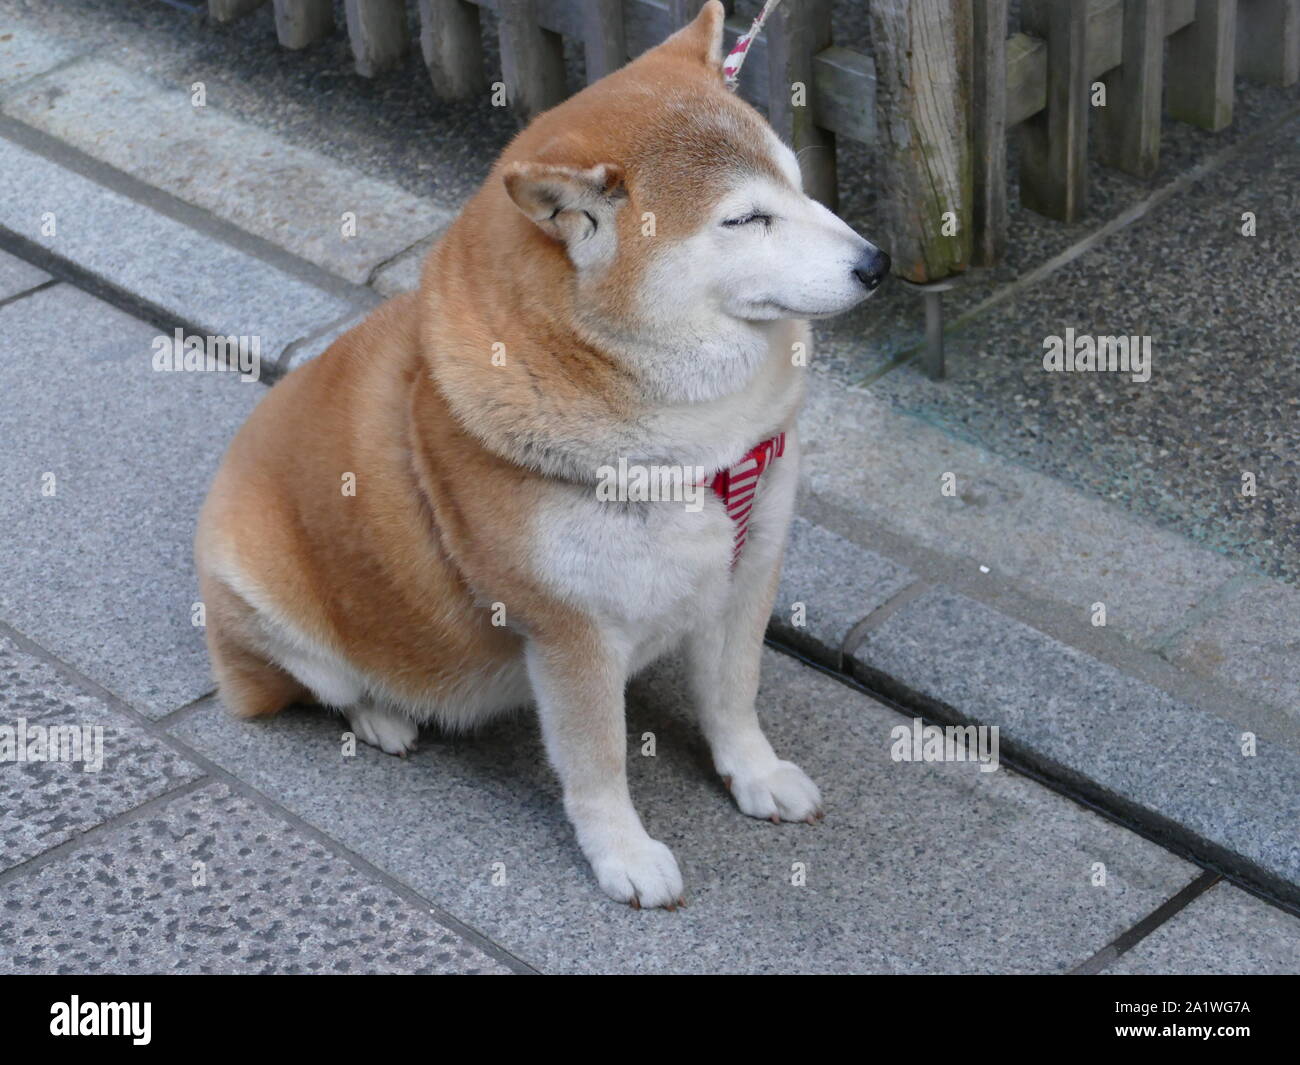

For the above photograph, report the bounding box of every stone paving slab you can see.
[772,515,915,665]
[280,308,370,375]
[2,58,454,285]
[0,782,514,974]
[171,648,1197,974]
[849,587,1300,906]
[799,375,1242,652]
[0,131,356,364]
[1166,579,1300,723]
[0,247,48,301]
[0,631,203,872]
[0,285,261,716]
[371,232,443,297]
[1106,883,1300,976]
[0,15,87,90]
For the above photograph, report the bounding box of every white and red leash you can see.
[721,0,785,88]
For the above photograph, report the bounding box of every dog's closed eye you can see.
[721,212,773,229]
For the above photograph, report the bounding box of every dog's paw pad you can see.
[344,702,419,757]
[727,760,822,823]
[590,837,684,910]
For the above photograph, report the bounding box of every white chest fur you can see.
[529,427,798,665]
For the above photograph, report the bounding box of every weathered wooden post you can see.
[1167,0,1237,131]
[498,0,568,120]
[868,0,973,282]
[971,0,1007,265]
[1019,0,1089,222]
[418,0,486,98]
[582,0,628,82]
[766,0,836,207]
[1236,0,1300,86]
[1096,0,1165,179]
[868,0,973,378]
[344,0,412,78]
[273,0,334,48]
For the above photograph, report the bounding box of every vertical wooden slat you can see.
[868,0,973,282]
[273,0,334,49]
[419,0,486,97]
[668,0,701,31]
[1236,0,1300,85]
[1020,0,1089,223]
[344,0,412,78]
[971,0,1007,265]
[1167,0,1237,130]
[499,0,568,120]
[1096,0,1164,178]
[209,0,266,21]
[766,0,836,208]
[581,0,626,83]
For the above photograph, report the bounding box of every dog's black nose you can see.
[853,247,891,291]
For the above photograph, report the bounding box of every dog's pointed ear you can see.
[503,161,627,264]
[659,1,726,72]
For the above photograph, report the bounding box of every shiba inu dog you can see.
[195,1,888,909]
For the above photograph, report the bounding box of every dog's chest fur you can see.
[533,437,795,662]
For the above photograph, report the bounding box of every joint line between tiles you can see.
[0,776,212,891]
[1067,871,1223,975]
[840,580,931,662]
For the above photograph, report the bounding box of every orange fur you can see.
[195,5,751,718]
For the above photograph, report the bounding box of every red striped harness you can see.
[705,432,786,567]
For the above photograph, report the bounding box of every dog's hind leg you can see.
[202,581,311,719]
[342,699,419,757]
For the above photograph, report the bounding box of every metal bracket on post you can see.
[900,276,959,381]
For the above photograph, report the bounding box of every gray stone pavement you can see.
[171,652,1198,975]
[1,2,1298,973]
[0,257,1292,974]
[0,283,260,715]
[871,111,1300,587]
[1106,882,1300,976]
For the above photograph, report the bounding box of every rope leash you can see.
[722,0,785,89]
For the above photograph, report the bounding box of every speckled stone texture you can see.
[850,588,1300,902]
[281,309,369,374]
[1167,578,1300,721]
[867,113,1300,585]
[0,137,357,366]
[4,58,452,284]
[0,286,261,715]
[1106,883,1300,975]
[0,632,203,871]
[798,375,1241,651]
[0,11,83,89]
[172,649,1198,974]
[371,232,445,297]
[0,782,514,974]
[772,516,915,664]
[0,249,48,302]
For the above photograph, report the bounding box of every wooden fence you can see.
[209,0,1299,288]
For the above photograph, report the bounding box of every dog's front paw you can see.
[589,836,685,910]
[725,760,823,824]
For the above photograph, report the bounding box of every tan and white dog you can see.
[195,2,888,909]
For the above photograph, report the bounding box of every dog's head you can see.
[498,1,887,396]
